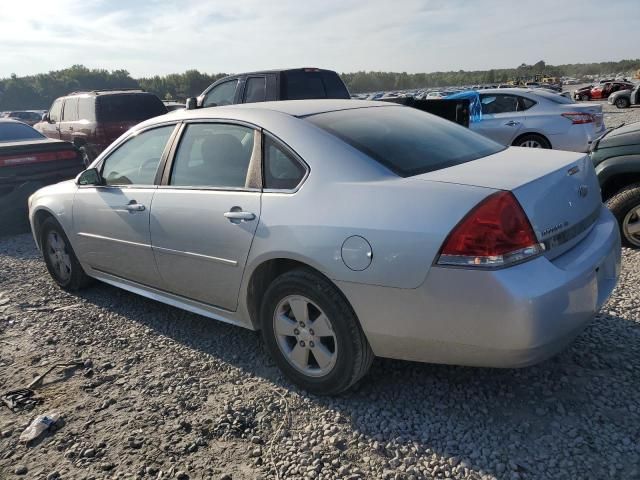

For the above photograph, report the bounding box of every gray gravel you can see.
[1,103,640,480]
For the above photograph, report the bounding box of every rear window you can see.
[533,90,574,104]
[282,70,350,100]
[96,94,167,122]
[0,122,45,142]
[306,106,504,177]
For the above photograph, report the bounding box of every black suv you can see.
[592,121,640,247]
[36,89,167,165]
[187,68,350,109]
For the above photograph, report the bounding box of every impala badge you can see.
[567,166,580,176]
[578,185,589,198]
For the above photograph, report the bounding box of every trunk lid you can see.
[414,147,602,259]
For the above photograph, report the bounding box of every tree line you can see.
[1,60,639,110]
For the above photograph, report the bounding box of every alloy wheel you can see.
[272,295,337,377]
[520,139,543,148]
[46,231,72,282]
[622,206,640,247]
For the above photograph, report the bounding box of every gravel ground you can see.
[1,101,640,480]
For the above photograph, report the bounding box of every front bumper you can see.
[337,205,621,367]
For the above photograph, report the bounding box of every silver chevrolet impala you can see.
[28,100,621,394]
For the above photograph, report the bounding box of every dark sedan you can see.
[0,119,84,228]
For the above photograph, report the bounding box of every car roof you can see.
[219,67,338,78]
[0,118,27,124]
[165,99,393,120]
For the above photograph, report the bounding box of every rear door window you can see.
[78,97,95,121]
[479,94,519,114]
[243,77,267,103]
[170,123,255,188]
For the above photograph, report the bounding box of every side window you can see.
[480,95,519,114]
[62,98,79,121]
[263,136,306,190]
[78,97,94,121]
[202,80,238,107]
[170,123,255,188]
[519,97,536,110]
[101,125,175,186]
[244,77,266,103]
[49,99,63,123]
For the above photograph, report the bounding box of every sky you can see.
[0,0,638,78]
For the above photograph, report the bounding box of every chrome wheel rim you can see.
[273,295,337,377]
[622,205,640,247]
[46,231,72,281]
[520,139,543,148]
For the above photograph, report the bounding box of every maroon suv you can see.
[36,89,167,165]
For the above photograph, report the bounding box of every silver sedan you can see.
[470,88,605,152]
[28,100,621,394]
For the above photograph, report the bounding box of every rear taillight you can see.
[437,191,544,268]
[562,112,594,124]
[0,149,78,167]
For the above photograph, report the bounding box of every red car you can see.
[590,82,635,100]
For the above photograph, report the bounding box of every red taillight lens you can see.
[562,112,594,124]
[0,149,78,167]
[437,191,543,268]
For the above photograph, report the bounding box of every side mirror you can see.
[185,97,198,110]
[43,113,51,123]
[77,168,103,186]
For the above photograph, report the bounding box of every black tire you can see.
[513,133,551,149]
[78,146,95,167]
[260,268,374,395]
[40,217,93,290]
[606,184,640,248]
[615,97,630,109]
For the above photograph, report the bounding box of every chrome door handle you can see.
[224,211,255,222]
[505,120,520,126]
[125,202,146,212]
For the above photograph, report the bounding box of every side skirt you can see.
[85,267,254,330]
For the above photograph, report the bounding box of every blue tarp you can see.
[445,90,482,123]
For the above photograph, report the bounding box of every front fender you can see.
[28,180,78,250]
[595,155,640,188]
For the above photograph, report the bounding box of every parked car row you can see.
[573,81,636,101]
[607,83,640,109]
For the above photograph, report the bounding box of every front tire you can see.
[607,185,640,248]
[40,217,93,290]
[615,97,630,109]
[513,134,551,149]
[260,269,373,395]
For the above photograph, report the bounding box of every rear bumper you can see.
[337,205,621,367]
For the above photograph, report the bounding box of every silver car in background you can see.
[28,100,620,394]
[470,88,605,152]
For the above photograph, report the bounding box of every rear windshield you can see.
[533,90,574,104]
[96,94,167,122]
[0,122,45,142]
[282,70,350,100]
[306,106,504,177]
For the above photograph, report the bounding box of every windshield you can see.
[306,105,505,177]
[0,122,45,142]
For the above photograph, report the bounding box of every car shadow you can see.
[70,281,640,479]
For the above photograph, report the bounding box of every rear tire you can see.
[607,185,640,248]
[513,134,551,149]
[40,217,93,290]
[260,268,374,395]
[615,97,630,109]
